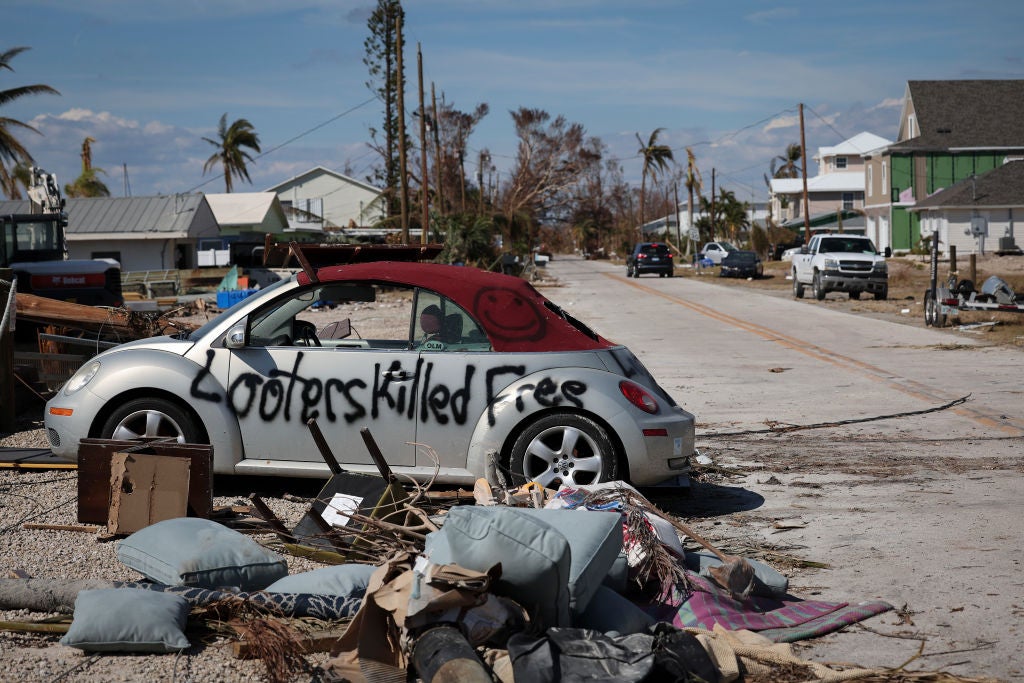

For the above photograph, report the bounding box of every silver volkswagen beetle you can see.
[45,262,694,487]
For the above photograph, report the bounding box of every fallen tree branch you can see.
[703,394,971,438]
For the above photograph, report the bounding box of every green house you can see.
[863,80,1024,253]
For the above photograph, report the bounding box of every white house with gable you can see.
[265,166,386,231]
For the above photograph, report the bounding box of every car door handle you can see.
[383,370,416,381]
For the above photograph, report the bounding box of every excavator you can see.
[0,167,122,306]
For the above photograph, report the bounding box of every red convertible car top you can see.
[300,261,615,353]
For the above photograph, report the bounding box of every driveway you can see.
[541,255,1023,680]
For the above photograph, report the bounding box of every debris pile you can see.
[0,428,914,683]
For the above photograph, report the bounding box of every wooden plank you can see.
[230,627,348,659]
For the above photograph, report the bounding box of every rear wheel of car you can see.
[849,291,861,300]
[792,271,804,298]
[509,412,617,488]
[813,272,826,300]
[100,397,203,444]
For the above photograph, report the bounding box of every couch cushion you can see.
[60,588,190,653]
[514,508,623,617]
[425,505,571,628]
[117,517,288,591]
[264,563,376,597]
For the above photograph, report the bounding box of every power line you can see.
[183,96,378,194]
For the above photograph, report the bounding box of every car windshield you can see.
[819,237,878,254]
[727,252,757,262]
[639,244,669,256]
[181,276,293,341]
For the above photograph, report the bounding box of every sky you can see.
[4,0,1024,205]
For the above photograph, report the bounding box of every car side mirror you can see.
[800,246,809,255]
[225,321,247,349]
[884,246,892,258]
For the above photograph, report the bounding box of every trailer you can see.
[924,235,1024,327]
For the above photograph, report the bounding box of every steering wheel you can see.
[293,319,321,347]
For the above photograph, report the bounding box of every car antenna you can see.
[289,241,320,283]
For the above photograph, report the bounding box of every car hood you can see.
[95,334,195,358]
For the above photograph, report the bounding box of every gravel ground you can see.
[0,422,339,683]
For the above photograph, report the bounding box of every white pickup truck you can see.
[792,234,890,301]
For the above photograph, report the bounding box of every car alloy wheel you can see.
[509,412,616,488]
[813,272,826,300]
[100,397,203,444]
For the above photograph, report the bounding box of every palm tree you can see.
[683,147,702,250]
[202,113,261,193]
[635,128,674,232]
[0,47,60,199]
[65,136,110,198]
[770,142,802,179]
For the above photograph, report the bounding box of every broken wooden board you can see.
[77,438,212,524]
[107,452,191,535]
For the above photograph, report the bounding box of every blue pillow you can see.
[117,517,288,591]
[60,588,190,653]
[425,506,571,629]
[513,508,623,618]
[264,563,376,597]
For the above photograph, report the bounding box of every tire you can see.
[509,412,617,488]
[874,286,888,301]
[924,289,945,326]
[792,270,805,298]
[100,397,203,444]
[813,272,826,300]
[849,291,861,300]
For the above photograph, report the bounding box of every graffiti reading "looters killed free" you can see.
[190,350,588,427]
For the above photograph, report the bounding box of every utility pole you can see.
[673,182,682,252]
[431,82,443,218]
[396,17,409,242]
[799,103,811,245]
[710,168,716,240]
[417,44,429,243]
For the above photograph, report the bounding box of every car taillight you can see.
[666,253,673,259]
[619,381,659,414]
[637,253,647,259]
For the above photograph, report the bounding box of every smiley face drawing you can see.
[473,286,546,342]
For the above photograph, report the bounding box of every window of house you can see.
[882,161,887,190]
[296,198,324,224]
[842,193,854,210]
[907,115,917,139]
[835,156,848,170]
[867,166,873,196]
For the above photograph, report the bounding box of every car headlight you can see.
[873,261,887,272]
[823,257,840,270]
[64,360,101,396]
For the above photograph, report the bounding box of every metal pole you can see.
[417,44,429,243]
[396,17,409,242]
[799,103,811,244]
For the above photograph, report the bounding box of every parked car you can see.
[698,241,737,265]
[626,242,674,277]
[45,262,695,489]
[719,250,764,279]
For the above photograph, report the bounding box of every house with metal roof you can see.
[908,158,1024,255]
[0,193,218,272]
[863,80,1024,253]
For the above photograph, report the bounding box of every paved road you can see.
[542,256,1023,680]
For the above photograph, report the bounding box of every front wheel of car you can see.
[874,287,888,301]
[813,272,826,300]
[509,412,617,488]
[100,397,204,445]
[849,291,861,300]
[792,271,804,298]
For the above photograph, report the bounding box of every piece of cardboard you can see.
[107,452,191,535]
[77,438,212,524]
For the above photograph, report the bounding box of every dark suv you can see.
[626,242,674,278]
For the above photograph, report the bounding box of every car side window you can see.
[413,290,491,352]
[248,282,415,350]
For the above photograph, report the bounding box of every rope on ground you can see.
[702,394,971,438]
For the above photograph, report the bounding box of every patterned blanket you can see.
[645,572,893,643]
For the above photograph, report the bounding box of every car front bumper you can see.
[821,272,887,293]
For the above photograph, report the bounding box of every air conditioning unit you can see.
[998,236,1018,251]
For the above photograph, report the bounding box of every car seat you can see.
[442,314,463,343]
